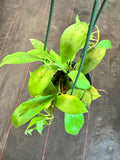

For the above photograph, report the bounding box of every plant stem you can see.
[44,0,55,51]
[58,78,61,93]
[71,0,99,95]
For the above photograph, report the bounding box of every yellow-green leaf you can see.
[81,90,91,107]
[12,95,54,127]
[40,81,57,96]
[28,64,58,96]
[30,39,47,50]
[88,86,101,100]
[54,94,88,115]
[0,52,42,67]
[60,21,88,63]
[75,47,106,74]
[67,88,84,99]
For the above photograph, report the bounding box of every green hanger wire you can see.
[71,0,107,95]
[44,0,55,51]
[80,0,107,58]
[93,0,107,28]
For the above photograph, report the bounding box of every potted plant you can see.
[0,15,112,136]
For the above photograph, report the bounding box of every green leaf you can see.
[12,95,54,127]
[40,81,57,96]
[60,21,88,63]
[49,49,62,64]
[67,88,84,99]
[75,47,106,74]
[81,90,91,107]
[28,64,58,96]
[36,120,43,135]
[0,52,42,67]
[68,70,90,90]
[30,39,47,50]
[97,40,112,49]
[54,94,88,115]
[88,86,101,100]
[64,113,84,135]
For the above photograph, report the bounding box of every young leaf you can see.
[60,21,88,63]
[97,40,112,49]
[25,116,47,133]
[28,64,58,96]
[12,95,54,127]
[25,128,35,136]
[36,120,43,135]
[67,88,84,99]
[81,90,91,107]
[68,70,90,90]
[49,49,62,64]
[88,86,101,100]
[64,113,84,135]
[0,52,42,67]
[25,116,50,135]
[49,50,68,73]
[30,39,47,50]
[54,94,88,115]
[75,47,106,74]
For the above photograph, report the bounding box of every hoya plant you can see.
[0,15,112,135]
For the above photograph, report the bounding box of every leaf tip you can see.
[97,40,112,50]
[24,130,28,136]
[29,38,34,42]
[29,71,32,76]
[75,14,80,24]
